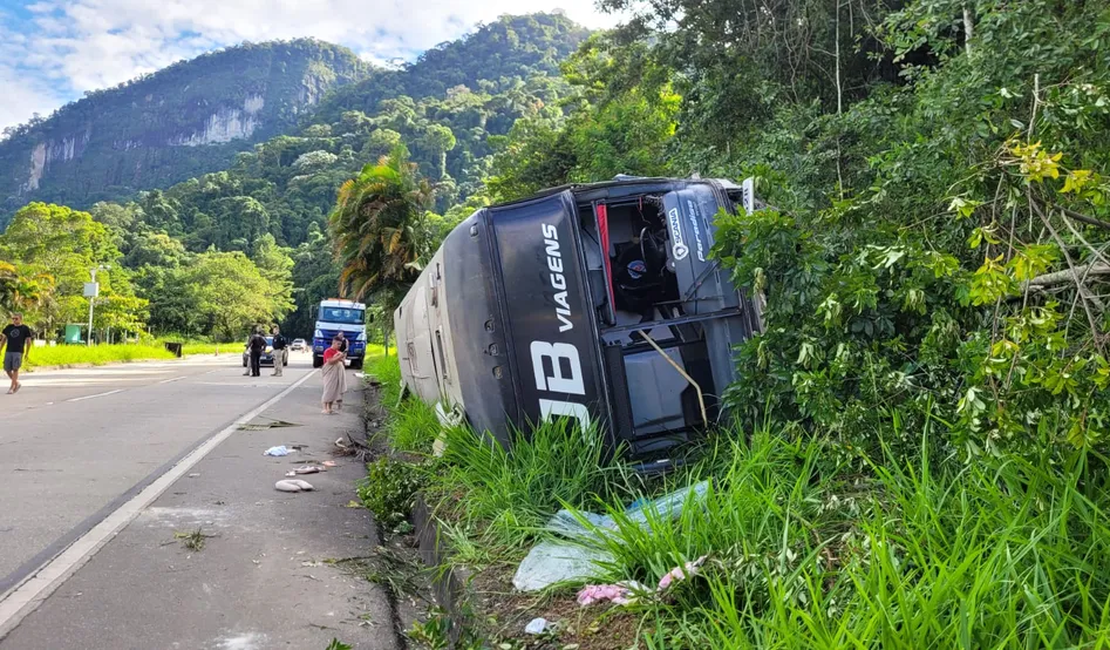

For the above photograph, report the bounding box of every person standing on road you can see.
[333,330,349,411]
[320,337,347,414]
[1,313,33,394]
[247,328,266,378]
[270,325,287,377]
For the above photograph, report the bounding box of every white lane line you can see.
[0,368,318,636]
[66,389,124,402]
[157,376,186,385]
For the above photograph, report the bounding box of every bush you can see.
[357,457,426,531]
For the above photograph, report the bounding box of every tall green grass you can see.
[367,353,1110,647]
[434,420,619,547]
[25,344,176,369]
[366,353,441,455]
[575,433,1110,648]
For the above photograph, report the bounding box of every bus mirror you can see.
[368,313,375,324]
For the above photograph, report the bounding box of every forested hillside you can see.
[0,39,368,223]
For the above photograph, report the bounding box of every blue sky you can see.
[0,0,620,131]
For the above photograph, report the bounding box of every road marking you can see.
[157,376,186,385]
[66,389,124,402]
[0,369,319,636]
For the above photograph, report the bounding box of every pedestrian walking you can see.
[1,313,32,394]
[247,328,266,377]
[270,325,287,377]
[320,337,347,414]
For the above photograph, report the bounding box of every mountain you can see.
[74,12,590,249]
[0,39,369,221]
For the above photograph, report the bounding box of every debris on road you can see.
[274,479,315,492]
[263,445,291,456]
[173,528,216,552]
[238,418,303,431]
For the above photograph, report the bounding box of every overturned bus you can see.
[393,176,765,470]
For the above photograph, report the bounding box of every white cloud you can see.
[1,0,623,131]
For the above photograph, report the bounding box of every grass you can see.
[366,353,1110,648]
[22,340,243,369]
[25,343,177,369]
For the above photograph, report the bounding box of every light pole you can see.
[86,265,108,346]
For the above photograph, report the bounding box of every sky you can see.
[0,0,622,131]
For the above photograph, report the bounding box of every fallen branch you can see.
[1057,204,1110,231]
[1023,263,1110,288]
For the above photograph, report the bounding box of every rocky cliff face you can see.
[0,39,369,218]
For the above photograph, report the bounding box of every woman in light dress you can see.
[320,337,347,414]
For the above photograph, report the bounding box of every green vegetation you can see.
[2,13,588,344]
[5,1,1110,643]
[357,2,1110,646]
[25,344,173,369]
[0,39,367,220]
[22,340,227,370]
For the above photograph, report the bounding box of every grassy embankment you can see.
[361,355,1110,649]
[23,342,224,370]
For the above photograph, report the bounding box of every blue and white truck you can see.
[312,298,368,369]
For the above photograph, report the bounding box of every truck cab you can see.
[312,299,367,369]
[394,176,764,470]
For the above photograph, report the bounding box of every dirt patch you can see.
[460,563,644,650]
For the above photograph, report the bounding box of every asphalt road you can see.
[0,351,318,587]
[0,351,395,649]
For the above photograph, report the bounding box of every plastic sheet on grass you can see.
[511,480,709,592]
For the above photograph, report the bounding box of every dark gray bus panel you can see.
[393,176,764,468]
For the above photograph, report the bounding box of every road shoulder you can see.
[0,370,397,650]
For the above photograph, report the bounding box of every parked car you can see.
[291,338,306,351]
[242,337,289,367]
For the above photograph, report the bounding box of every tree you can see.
[0,203,140,336]
[329,144,435,314]
[251,233,296,322]
[420,124,458,179]
[0,261,54,318]
[184,251,278,342]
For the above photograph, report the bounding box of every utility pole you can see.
[85,265,107,346]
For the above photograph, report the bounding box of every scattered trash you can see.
[238,419,303,431]
[524,618,550,635]
[263,446,291,457]
[576,557,707,608]
[322,460,338,468]
[512,540,615,592]
[576,583,643,607]
[187,473,200,478]
[285,465,324,476]
[657,555,707,590]
[274,479,315,492]
[547,480,710,542]
[513,481,710,592]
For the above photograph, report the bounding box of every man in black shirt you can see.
[1,313,33,394]
[247,329,266,377]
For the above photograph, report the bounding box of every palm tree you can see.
[0,261,53,317]
[329,144,435,308]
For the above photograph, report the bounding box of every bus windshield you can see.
[320,307,364,324]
